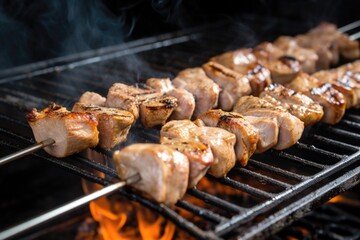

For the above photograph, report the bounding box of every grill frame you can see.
[0,19,360,240]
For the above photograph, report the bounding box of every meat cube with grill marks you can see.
[146,78,195,120]
[288,73,346,124]
[260,84,324,126]
[312,70,360,109]
[72,103,134,149]
[26,103,99,158]
[161,138,214,188]
[233,96,304,150]
[172,68,220,118]
[113,144,189,206]
[161,120,237,178]
[199,110,259,166]
[106,83,178,127]
[210,49,272,96]
[202,61,252,111]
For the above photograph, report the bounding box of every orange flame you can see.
[89,196,175,240]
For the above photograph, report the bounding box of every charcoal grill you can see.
[0,18,360,240]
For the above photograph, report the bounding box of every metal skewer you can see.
[0,138,55,166]
[0,173,140,240]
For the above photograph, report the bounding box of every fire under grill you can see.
[0,19,360,239]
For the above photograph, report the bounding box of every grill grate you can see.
[0,20,360,239]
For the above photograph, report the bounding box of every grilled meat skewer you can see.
[26,103,99,158]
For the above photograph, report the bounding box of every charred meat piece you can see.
[78,91,106,106]
[172,68,220,118]
[254,42,301,84]
[106,83,177,127]
[234,96,304,150]
[243,116,279,153]
[161,120,237,178]
[313,70,360,108]
[199,110,259,166]
[260,84,324,126]
[273,36,319,74]
[72,103,134,149]
[113,144,189,206]
[202,61,252,111]
[161,138,214,188]
[140,95,178,128]
[211,49,272,96]
[146,77,195,120]
[26,103,99,158]
[288,73,346,124]
[106,83,154,119]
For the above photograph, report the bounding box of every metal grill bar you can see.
[295,142,345,160]
[216,176,275,200]
[273,151,327,170]
[176,200,228,223]
[247,159,307,181]
[311,134,359,152]
[234,167,292,189]
[188,189,246,213]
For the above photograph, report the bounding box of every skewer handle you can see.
[0,138,55,166]
[0,173,140,240]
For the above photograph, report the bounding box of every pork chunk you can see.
[161,120,237,178]
[113,144,189,206]
[161,138,214,188]
[260,84,324,126]
[72,103,134,149]
[78,91,106,106]
[234,97,304,150]
[199,110,259,166]
[26,103,99,158]
[172,68,220,118]
[202,61,251,111]
[243,116,279,153]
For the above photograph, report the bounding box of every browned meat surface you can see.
[172,68,220,118]
[26,103,99,158]
[199,110,259,166]
[273,36,319,73]
[288,73,346,124]
[202,61,252,110]
[106,83,177,127]
[161,120,236,178]
[243,116,279,153]
[72,103,134,149]
[140,95,178,128]
[313,70,360,108]
[78,91,106,106]
[260,84,324,126]
[113,144,189,206]
[211,49,272,96]
[234,96,304,150]
[146,77,195,120]
[161,138,214,188]
[254,42,301,84]
[106,83,156,119]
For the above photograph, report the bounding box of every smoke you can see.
[0,0,134,70]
